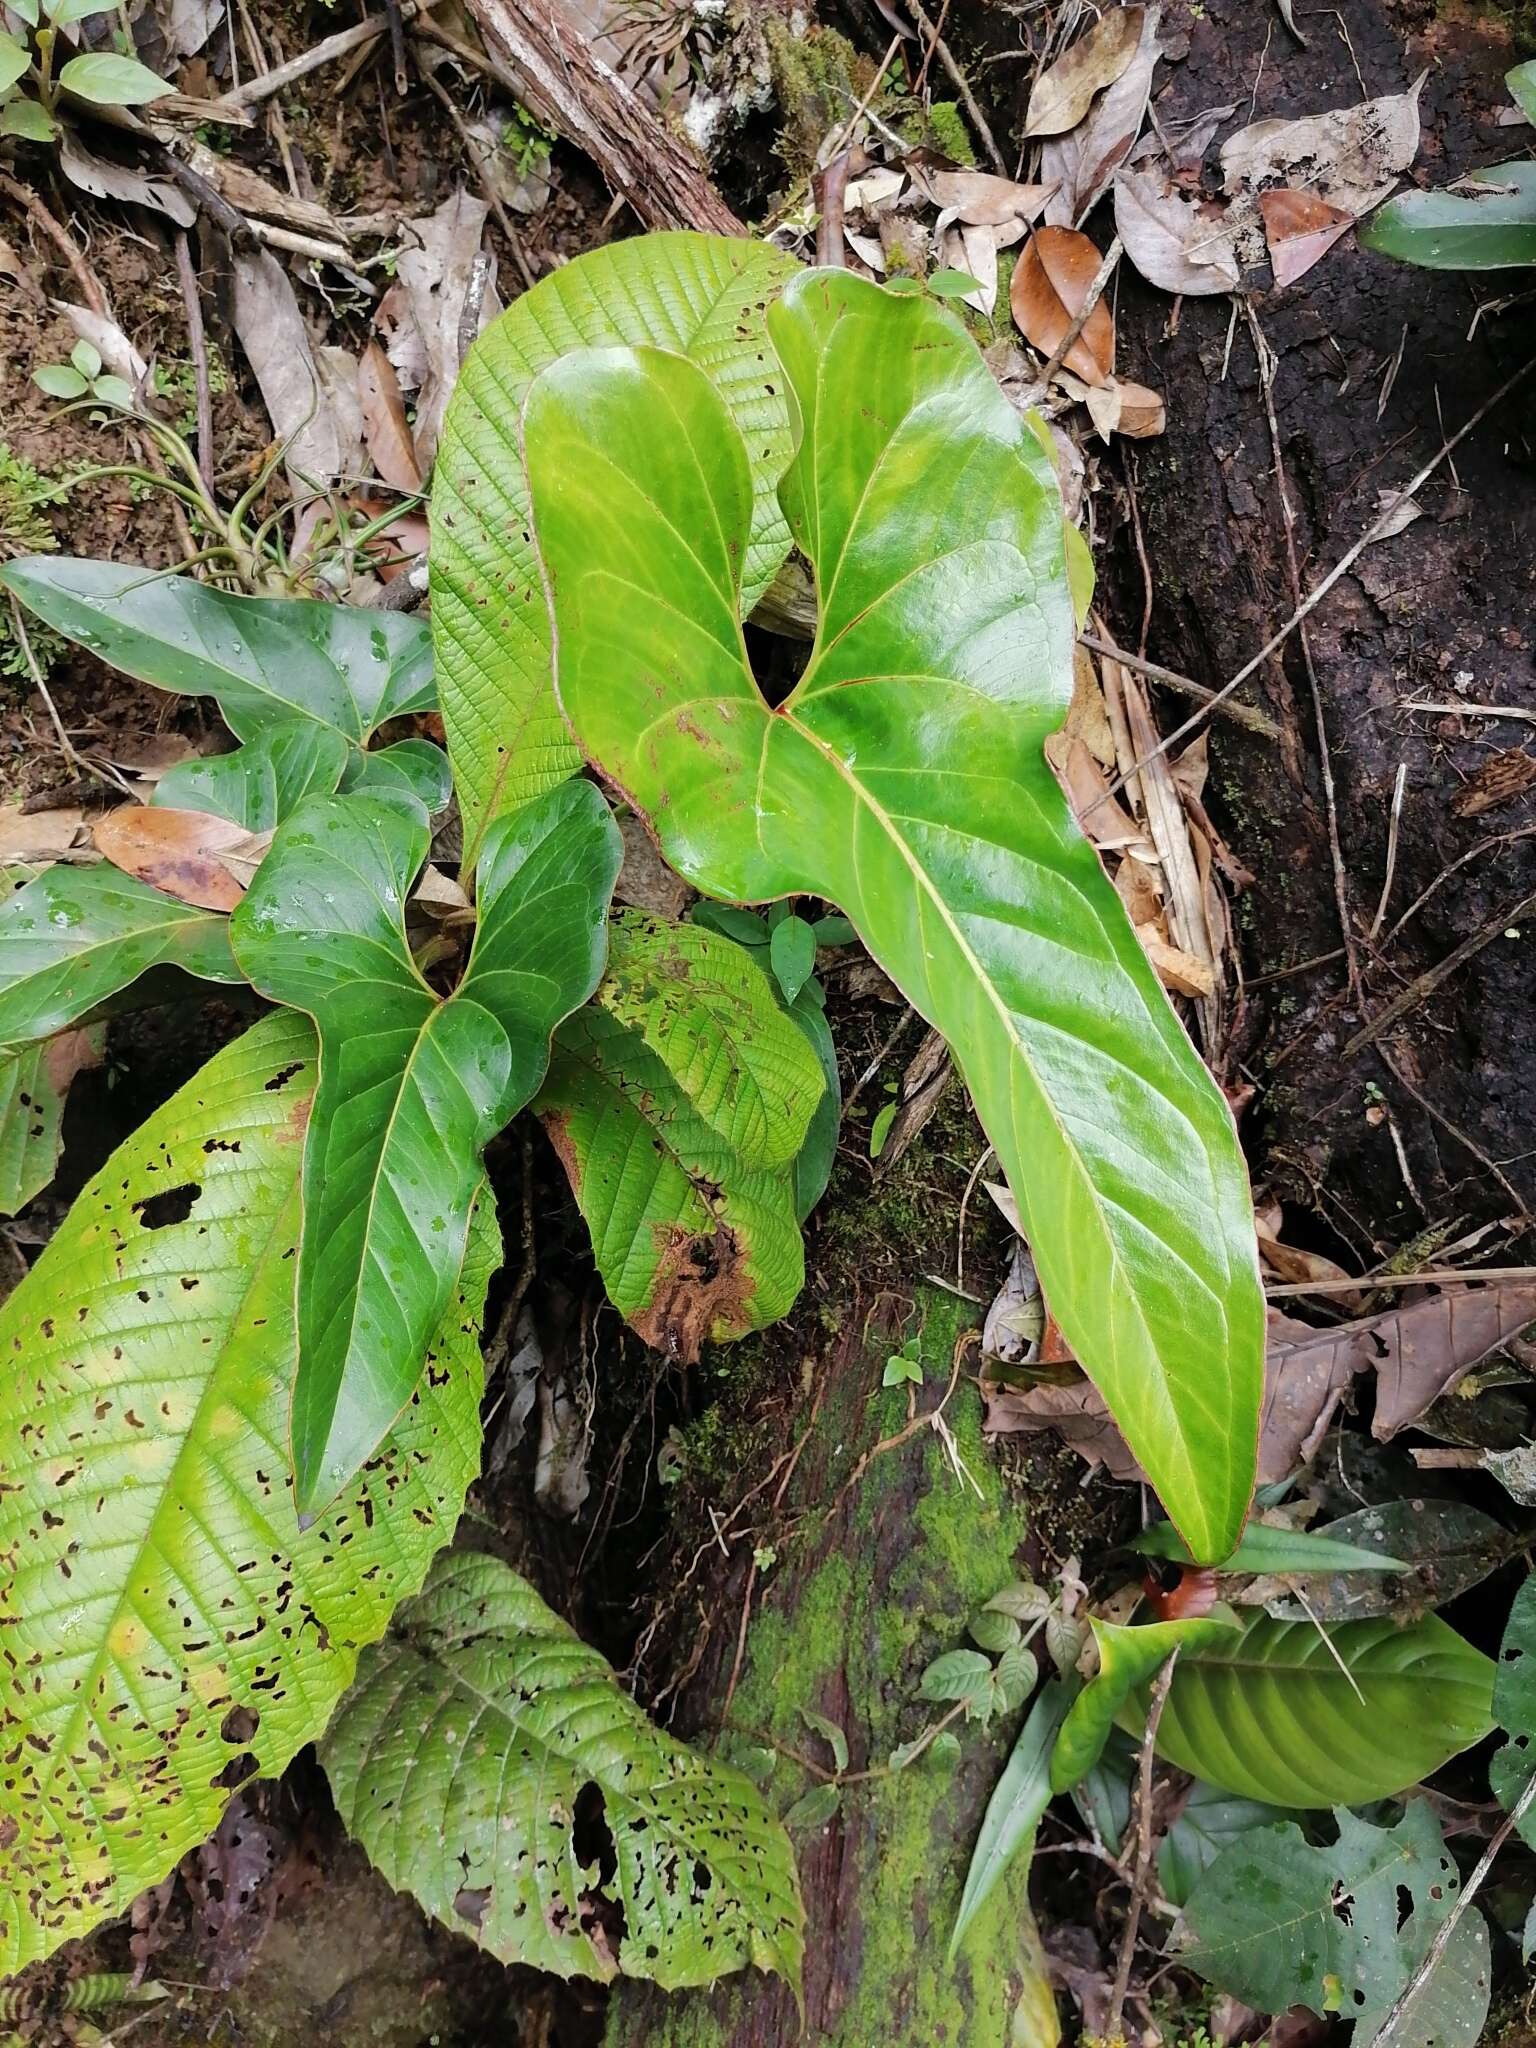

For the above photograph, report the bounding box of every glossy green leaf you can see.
[56,50,171,102]
[0,1012,494,1974]
[231,780,619,1512]
[523,268,1264,1562]
[1510,60,1536,125]
[0,32,31,91]
[1157,1781,1283,1909]
[0,863,240,1049]
[1,97,56,140]
[341,735,453,812]
[769,915,816,1004]
[155,723,351,831]
[1251,1501,1516,1625]
[1050,1614,1238,1793]
[0,1025,102,1216]
[1360,159,1536,270]
[1180,1804,1469,2037]
[0,559,435,815]
[431,232,798,854]
[1123,1610,1496,1807]
[949,1679,1072,1959]
[1136,1515,1408,1575]
[323,1548,802,1990]
[537,913,815,1356]
[1491,1572,1536,1846]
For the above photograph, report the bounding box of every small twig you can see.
[1343,883,1536,1060]
[902,0,1005,170]
[173,231,215,501]
[912,0,951,96]
[9,598,85,777]
[1263,1261,1536,1300]
[1374,1041,1531,1223]
[384,0,409,92]
[1106,1650,1179,2041]
[1089,351,1536,816]
[824,31,904,165]
[1040,234,1122,387]
[455,246,493,375]
[223,9,402,106]
[1079,632,1281,739]
[1369,762,1408,941]
[1372,1771,1536,2045]
[0,171,107,313]
[1402,699,1536,726]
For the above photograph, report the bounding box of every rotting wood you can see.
[455,0,744,234]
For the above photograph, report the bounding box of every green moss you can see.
[922,99,976,167]
[0,446,71,682]
[764,21,868,175]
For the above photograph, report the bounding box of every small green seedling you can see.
[33,340,134,410]
[1,0,170,142]
[882,1332,924,1388]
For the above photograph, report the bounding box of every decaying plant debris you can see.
[1,1,1535,2045]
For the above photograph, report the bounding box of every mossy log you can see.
[606,1293,1060,2048]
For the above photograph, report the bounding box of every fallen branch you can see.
[1078,633,1281,738]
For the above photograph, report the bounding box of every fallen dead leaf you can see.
[231,246,361,494]
[1043,3,1162,226]
[58,131,194,230]
[212,828,274,891]
[1258,187,1355,287]
[377,190,500,467]
[919,167,1057,228]
[615,809,692,920]
[1046,729,1149,850]
[1256,1220,1363,1307]
[1219,74,1425,215]
[1114,157,1245,294]
[982,1375,1147,1482]
[1025,7,1144,139]
[1368,488,1424,542]
[1011,227,1116,385]
[1062,371,1166,440]
[1452,748,1536,818]
[1136,924,1215,997]
[0,805,85,863]
[94,804,250,912]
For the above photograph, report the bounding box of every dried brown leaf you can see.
[1011,227,1116,385]
[58,131,194,229]
[93,804,249,913]
[921,167,1057,227]
[1137,924,1215,997]
[1258,186,1355,287]
[1114,159,1244,294]
[1042,3,1162,225]
[1025,7,1145,139]
[1219,74,1425,215]
[379,191,500,466]
[231,247,360,494]
[0,805,84,862]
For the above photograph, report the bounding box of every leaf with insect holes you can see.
[431,232,799,852]
[0,559,437,827]
[536,912,818,1359]
[231,780,619,1513]
[523,267,1263,1564]
[322,1548,803,1989]
[0,1012,495,1975]
[1120,1609,1495,1806]
[57,51,171,103]
[1491,1573,1536,1846]
[1050,1614,1238,1793]
[0,863,240,1051]
[0,1025,103,1217]
[1158,1781,1285,1909]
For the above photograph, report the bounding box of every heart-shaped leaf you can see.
[155,722,352,832]
[0,1012,494,1974]
[0,1024,103,1216]
[0,559,436,825]
[536,913,816,1357]
[0,862,241,1049]
[430,232,798,855]
[522,268,1263,1562]
[322,1548,803,1990]
[231,779,620,1512]
[1123,1609,1495,1806]
[1051,1614,1239,1792]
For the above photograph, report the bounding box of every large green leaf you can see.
[536,913,817,1357]
[0,1025,102,1216]
[522,268,1264,1561]
[1157,1780,1283,1910]
[322,1548,802,1990]
[231,780,619,1513]
[1360,159,1536,270]
[1180,1803,1474,2037]
[156,722,352,831]
[1123,1610,1495,1807]
[0,863,240,1049]
[1050,1614,1238,1793]
[0,559,436,826]
[430,233,799,854]
[1491,1572,1536,1846]
[0,1012,494,1975]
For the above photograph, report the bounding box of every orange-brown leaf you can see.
[1011,227,1115,385]
[358,339,423,494]
[93,804,249,913]
[1258,187,1354,288]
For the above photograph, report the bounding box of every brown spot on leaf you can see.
[631,1220,754,1363]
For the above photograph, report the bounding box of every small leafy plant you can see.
[0,230,1272,1989]
[0,0,170,142]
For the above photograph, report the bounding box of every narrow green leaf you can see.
[154,722,352,830]
[432,233,799,852]
[0,1025,103,1216]
[57,50,172,102]
[1359,160,1536,270]
[788,979,839,1220]
[927,267,985,297]
[782,1782,841,1830]
[1251,1501,1517,1624]
[949,1679,1073,1959]
[1050,1614,1237,1793]
[1157,1781,1284,1909]
[322,1549,803,1990]
[231,780,620,1511]
[1135,1516,1409,1574]
[0,863,240,1048]
[1123,1609,1496,1807]
[0,1013,493,1974]
[0,31,31,90]
[523,272,1264,1560]
[1491,1572,1536,1846]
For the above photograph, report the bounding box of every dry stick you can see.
[1105,1650,1179,2043]
[414,49,537,289]
[224,10,401,106]
[1246,299,1360,1001]
[1403,699,1536,726]
[1374,1772,1536,2044]
[1263,1262,1536,1300]
[173,230,215,501]
[1079,632,1280,738]
[823,30,905,166]
[903,0,1005,170]
[912,0,952,96]
[1343,882,1536,1061]
[1090,350,1536,817]
[1369,761,1408,941]
[0,170,106,313]
[1039,234,1122,387]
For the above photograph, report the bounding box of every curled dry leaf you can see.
[1024,7,1144,139]
[231,247,361,494]
[58,130,194,229]
[1043,3,1161,226]
[1011,228,1115,386]
[377,191,500,467]
[1061,371,1166,440]
[1258,188,1355,287]
[93,804,251,913]
[1114,159,1244,294]
[357,341,423,494]
[1219,74,1425,216]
